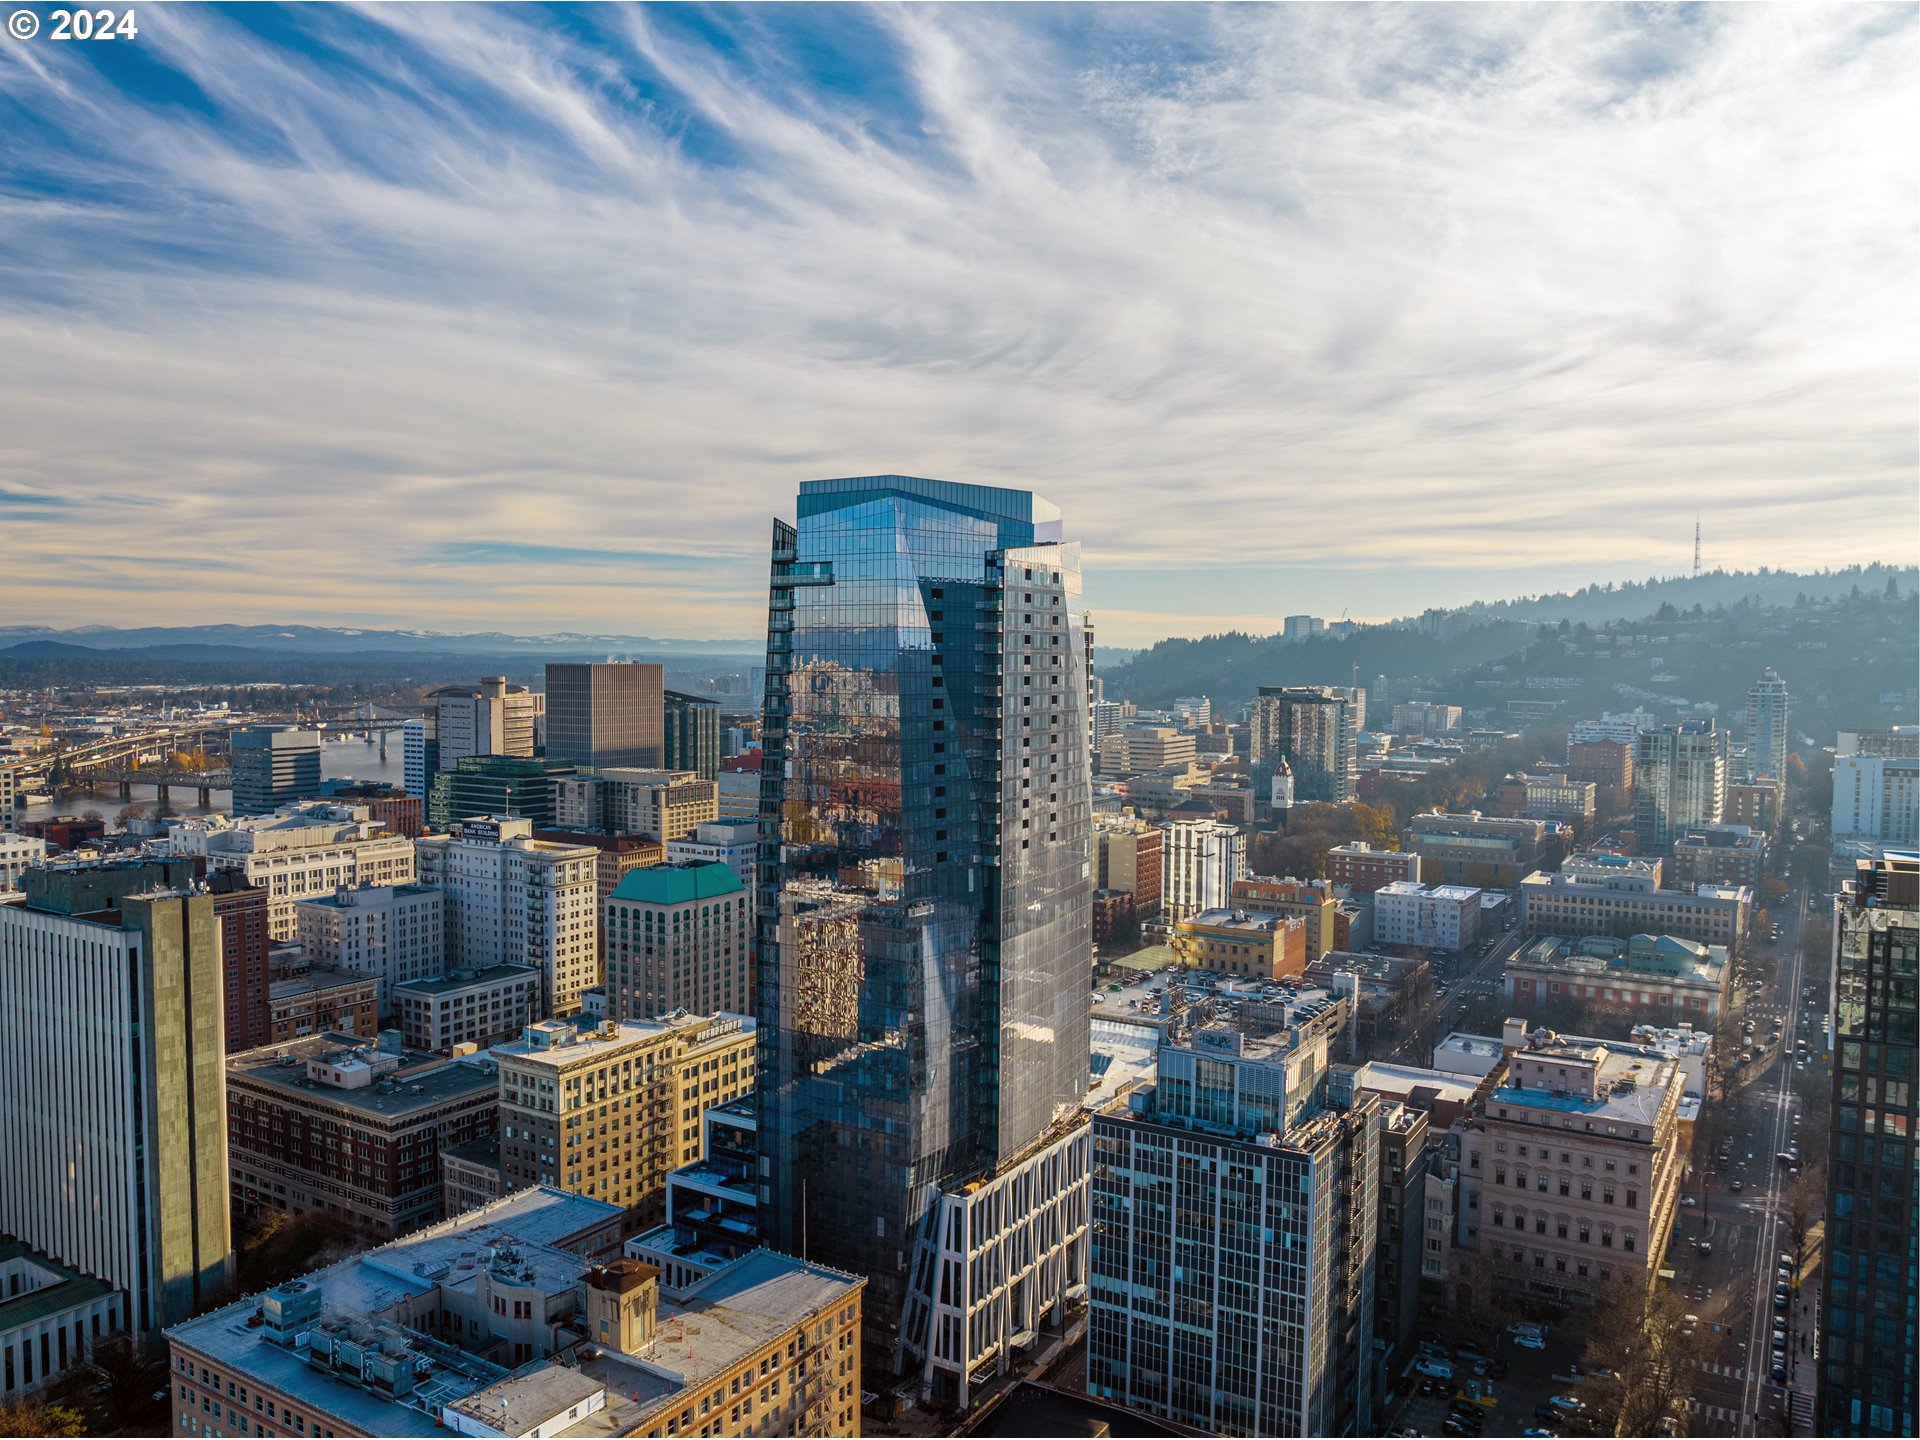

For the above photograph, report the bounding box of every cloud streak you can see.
[0,2,1913,645]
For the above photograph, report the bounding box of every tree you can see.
[0,1398,87,1437]
[1784,1169,1822,1270]
[1581,1279,1712,1437]
[116,804,147,828]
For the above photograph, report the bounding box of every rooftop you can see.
[268,965,375,1001]
[1491,1038,1680,1128]
[0,1242,114,1334]
[393,964,539,997]
[228,1034,496,1116]
[608,862,744,906]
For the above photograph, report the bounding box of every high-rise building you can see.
[1094,813,1164,918]
[415,817,600,1016]
[427,755,577,833]
[206,872,272,1052]
[1746,668,1790,782]
[1161,817,1247,924]
[665,817,760,889]
[1230,875,1340,961]
[495,1013,755,1221]
[1832,752,1920,851]
[604,862,751,1020]
[1819,852,1918,1438]
[401,714,438,799]
[664,690,722,780]
[553,767,717,841]
[0,859,234,1334]
[1633,720,1727,853]
[0,761,19,827]
[1326,841,1421,896]
[293,881,446,1016]
[230,726,322,816]
[754,476,1093,1395]
[167,801,416,941]
[431,677,543,772]
[1089,1007,1380,1437]
[1250,685,1359,803]
[544,662,665,770]
[1566,736,1634,792]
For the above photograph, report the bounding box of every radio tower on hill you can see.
[1693,514,1701,577]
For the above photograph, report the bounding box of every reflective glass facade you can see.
[755,476,1093,1368]
[1820,854,1918,1438]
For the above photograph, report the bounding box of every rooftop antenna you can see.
[1693,514,1701,578]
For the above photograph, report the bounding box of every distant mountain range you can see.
[0,623,759,659]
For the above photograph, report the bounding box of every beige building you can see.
[495,1013,756,1222]
[1230,875,1339,962]
[164,1187,861,1440]
[1169,907,1306,981]
[168,803,416,940]
[1451,1019,1687,1314]
[1518,859,1751,954]
[555,769,718,843]
[393,963,542,1052]
[416,817,601,1016]
[604,863,752,1021]
[1098,725,1197,776]
[1094,814,1163,916]
[432,676,544,771]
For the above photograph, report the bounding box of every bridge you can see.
[93,766,234,808]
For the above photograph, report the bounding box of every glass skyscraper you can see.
[1820,851,1918,1437]
[754,476,1093,1380]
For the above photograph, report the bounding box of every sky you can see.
[1,2,1914,648]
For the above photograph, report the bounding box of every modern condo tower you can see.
[755,477,1094,1402]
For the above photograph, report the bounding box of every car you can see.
[1681,1193,1698,1207]
[1420,1378,1440,1396]
[1514,1331,1545,1349]
[1472,1359,1490,1377]
[1779,1251,1794,1267]
[1774,1293,1789,1311]
[1535,1405,1562,1424]
[1698,1241,1713,1256]
[1772,1362,1789,1383]
[1777,1151,1797,1165]
[1508,1321,1547,1338]
[1458,1339,1491,1358]
[1731,1178,1743,1192]
[1549,1396,1586,1413]
[1681,1314,1699,1333]
[1415,1358,1454,1380]
[1443,1421,1479,1438]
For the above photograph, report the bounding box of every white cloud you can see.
[0,2,1912,646]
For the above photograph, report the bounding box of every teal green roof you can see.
[609,862,744,906]
[0,1243,112,1331]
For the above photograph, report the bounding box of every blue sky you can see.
[2,2,1914,645]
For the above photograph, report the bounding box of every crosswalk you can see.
[1688,1400,1741,1422]
[1790,1390,1816,1428]
[1690,1360,1747,1379]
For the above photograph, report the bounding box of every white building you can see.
[167,802,415,940]
[664,818,760,889]
[1,1246,125,1400]
[1160,818,1247,925]
[0,862,233,1336]
[1745,670,1789,783]
[1568,710,1660,747]
[401,716,436,799]
[293,882,445,1016]
[716,765,760,821]
[1832,752,1920,850]
[1372,881,1484,952]
[431,677,542,772]
[0,831,47,890]
[416,817,600,1016]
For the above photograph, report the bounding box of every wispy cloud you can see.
[1,2,1912,645]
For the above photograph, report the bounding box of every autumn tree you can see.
[0,1398,86,1437]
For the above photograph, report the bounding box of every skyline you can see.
[3,2,1916,647]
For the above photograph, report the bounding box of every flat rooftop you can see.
[227,1034,496,1117]
[393,964,539,997]
[1492,1040,1679,1127]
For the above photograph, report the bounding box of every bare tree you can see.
[1784,1169,1823,1269]
[1581,1279,1711,1437]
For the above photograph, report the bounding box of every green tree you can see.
[0,1399,87,1437]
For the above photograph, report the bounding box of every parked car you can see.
[1698,1241,1713,1257]
[1549,1396,1587,1413]
[1415,1358,1455,1380]
[1514,1331,1546,1350]
[1534,1405,1562,1423]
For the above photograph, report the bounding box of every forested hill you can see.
[1100,620,1531,709]
[1459,564,1914,629]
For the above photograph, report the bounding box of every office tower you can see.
[553,767,717,841]
[1633,719,1727,853]
[1161,816,1247,924]
[1820,852,1918,1438]
[320,780,425,838]
[1088,1006,1380,1436]
[401,714,438,799]
[230,725,322,816]
[0,761,17,827]
[415,817,599,1016]
[293,881,446,1016]
[544,661,665,770]
[226,1033,498,1239]
[604,862,751,1020]
[167,801,415,940]
[666,818,760,889]
[664,690,722,780]
[206,872,272,1051]
[427,755,576,832]
[431,677,543,772]
[1746,668,1790,782]
[1832,752,1920,851]
[496,1013,755,1218]
[1250,685,1358,803]
[1567,736,1634,792]
[0,859,234,1334]
[755,476,1093,1394]
[1094,814,1164,918]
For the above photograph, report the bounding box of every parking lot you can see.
[1383,1325,1607,1438]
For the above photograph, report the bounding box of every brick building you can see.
[207,873,272,1053]
[1326,841,1421,896]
